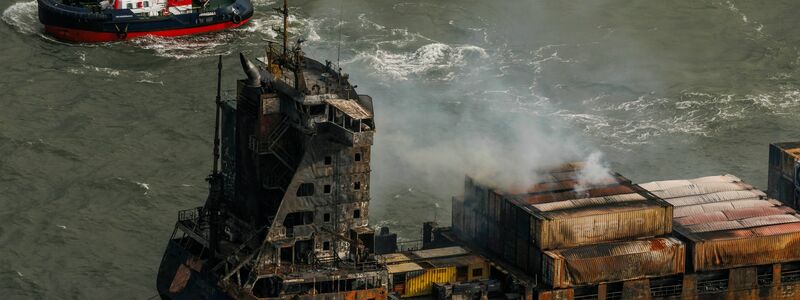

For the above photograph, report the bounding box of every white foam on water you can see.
[722,0,765,38]
[128,34,232,59]
[136,182,150,190]
[349,42,487,80]
[2,0,41,35]
[136,79,164,85]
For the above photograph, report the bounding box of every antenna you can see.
[336,0,343,71]
[212,55,222,174]
[282,0,288,57]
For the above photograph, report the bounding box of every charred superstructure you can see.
[156,4,384,298]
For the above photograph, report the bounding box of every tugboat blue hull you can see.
[37,0,253,42]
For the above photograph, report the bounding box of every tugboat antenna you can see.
[212,55,222,174]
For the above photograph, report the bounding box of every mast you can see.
[212,55,222,174]
[282,0,288,57]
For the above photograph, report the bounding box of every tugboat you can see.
[37,0,254,42]
[155,2,386,298]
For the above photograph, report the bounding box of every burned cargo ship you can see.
[154,3,800,299]
[155,4,385,297]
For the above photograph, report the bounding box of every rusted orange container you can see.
[541,237,685,288]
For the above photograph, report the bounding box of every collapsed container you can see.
[540,237,685,288]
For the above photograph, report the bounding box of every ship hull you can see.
[36,0,253,42]
[156,239,233,300]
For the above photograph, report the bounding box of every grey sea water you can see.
[1,0,800,298]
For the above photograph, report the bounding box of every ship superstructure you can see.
[156,4,384,298]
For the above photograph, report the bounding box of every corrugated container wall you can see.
[768,142,800,209]
[541,237,685,288]
[689,223,800,272]
[402,267,457,298]
[531,204,673,250]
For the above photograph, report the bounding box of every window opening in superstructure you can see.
[354,181,361,190]
[296,183,315,197]
[353,209,361,219]
[324,184,332,194]
[310,104,326,116]
[355,153,362,162]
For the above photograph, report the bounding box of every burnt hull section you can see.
[36,0,253,42]
[157,239,233,300]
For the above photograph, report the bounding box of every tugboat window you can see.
[296,183,315,197]
[126,3,132,8]
[353,209,361,219]
[143,1,149,7]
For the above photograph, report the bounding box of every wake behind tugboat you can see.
[36,0,252,42]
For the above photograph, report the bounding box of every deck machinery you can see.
[155,7,385,298]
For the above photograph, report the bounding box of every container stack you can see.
[641,174,800,272]
[452,163,685,290]
[768,142,800,209]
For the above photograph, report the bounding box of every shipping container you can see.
[638,174,742,192]
[663,190,764,207]
[402,266,456,297]
[540,237,685,288]
[673,199,779,218]
[649,182,755,200]
[531,193,646,212]
[531,201,673,250]
[768,142,800,209]
[452,196,464,237]
[464,171,673,250]
[646,173,800,272]
[675,206,795,226]
[685,222,800,272]
[682,214,800,233]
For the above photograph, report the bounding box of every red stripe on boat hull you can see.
[44,18,250,43]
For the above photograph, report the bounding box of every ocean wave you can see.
[2,0,42,36]
[127,34,234,59]
[349,42,487,80]
[575,88,800,146]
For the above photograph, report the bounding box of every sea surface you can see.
[2,0,800,298]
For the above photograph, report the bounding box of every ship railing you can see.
[338,260,382,271]
[782,268,800,284]
[178,207,201,222]
[650,283,682,299]
[758,272,773,287]
[696,278,728,295]
[397,240,423,252]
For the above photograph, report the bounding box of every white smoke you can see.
[574,151,614,192]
